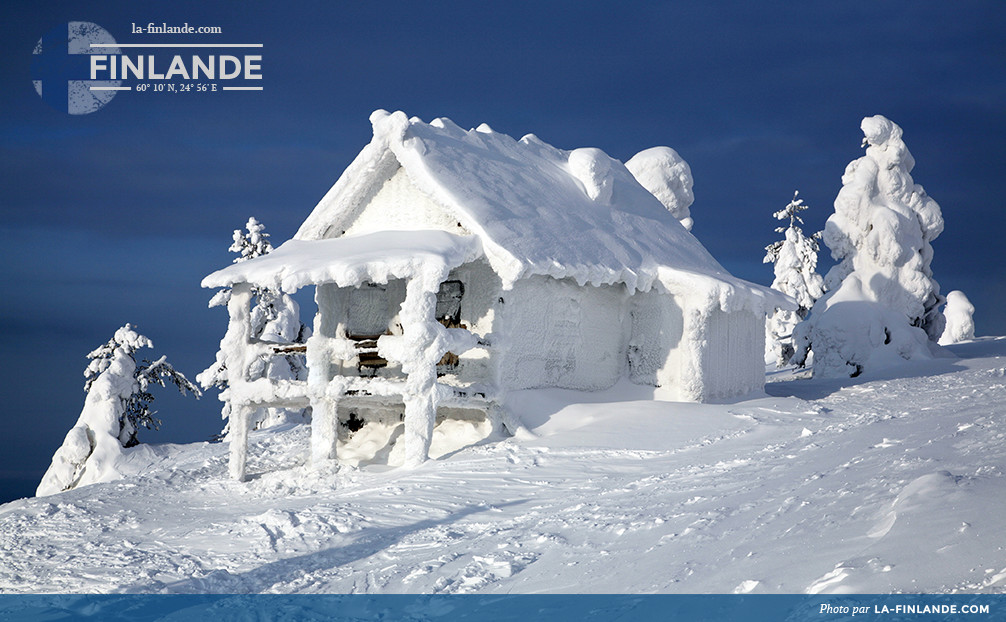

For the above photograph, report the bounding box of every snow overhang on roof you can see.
[201,230,484,293]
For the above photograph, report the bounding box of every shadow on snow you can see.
[152,500,527,594]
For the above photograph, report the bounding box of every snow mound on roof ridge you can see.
[567,147,614,203]
[625,146,694,231]
[369,109,408,140]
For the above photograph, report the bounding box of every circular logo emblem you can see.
[31,22,122,115]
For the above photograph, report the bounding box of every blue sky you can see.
[2,1,1004,503]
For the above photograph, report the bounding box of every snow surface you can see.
[294,110,781,314]
[6,339,1006,594]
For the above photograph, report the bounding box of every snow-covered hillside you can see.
[3,339,1006,594]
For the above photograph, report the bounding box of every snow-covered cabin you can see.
[203,110,786,480]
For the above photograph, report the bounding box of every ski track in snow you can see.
[3,340,1006,594]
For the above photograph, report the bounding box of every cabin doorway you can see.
[347,283,390,373]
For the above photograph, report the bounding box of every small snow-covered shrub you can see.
[764,191,825,367]
[939,290,975,345]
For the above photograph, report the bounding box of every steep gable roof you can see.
[296,110,785,313]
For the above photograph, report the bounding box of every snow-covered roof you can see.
[291,110,783,312]
[202,230,482,293]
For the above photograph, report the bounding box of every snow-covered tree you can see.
[230,215,273,262]
[764,191,825,367]
[625,146,695,231]
[793,115,945,377]
[122,356,202,447]
[939,290,975,345]
[37,324,200,496]
[199,217,310,431]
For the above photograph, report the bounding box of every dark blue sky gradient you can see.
[2,1,1005,503]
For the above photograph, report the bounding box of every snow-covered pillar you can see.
[310,395,339,464]
[228,406,251,481]
[399,274,444,467]
[225,282,254,481]
[308,283,348,466]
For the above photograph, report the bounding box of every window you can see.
[435,280,464,328]
[436,280,465,371]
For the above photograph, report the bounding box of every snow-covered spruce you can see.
[36,324,200,497]
[764,191,825,367]
[625,146,695,231]
[793,116,945,377]
[939,290,976,345]
[199,217,310,433]
[230,216,273,263]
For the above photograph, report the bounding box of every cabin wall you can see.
[343,166,469,237]
[627,287,686,395]
[698,307,764,400]
[446,259,500,336]
[495,276,626,391]
[319,269,763,402]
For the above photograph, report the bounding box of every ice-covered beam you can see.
[377,326,479,366]
[225,379,311,408]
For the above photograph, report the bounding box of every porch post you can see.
[228,405,252,481]
[309,395,339,465]
[309,283,348,467]
[399,275,443,467]
[225,282,254,481]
